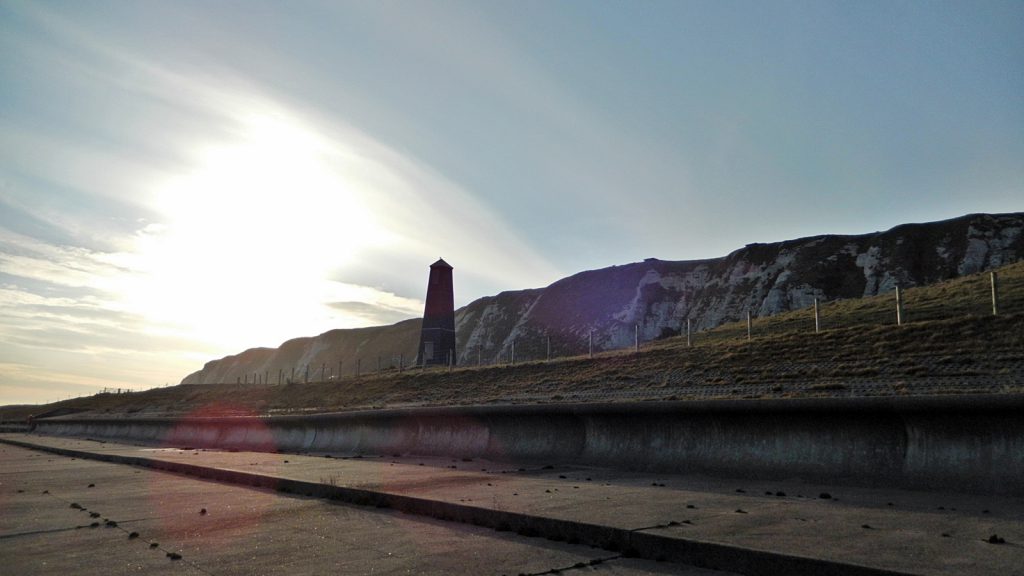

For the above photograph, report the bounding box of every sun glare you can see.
[127,108,402,350]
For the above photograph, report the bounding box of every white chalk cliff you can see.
[182,212,1023,384]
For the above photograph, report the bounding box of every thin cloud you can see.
[0,4,566,405]
[327,301,419,326]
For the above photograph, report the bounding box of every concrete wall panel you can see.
[33,395,1024,495]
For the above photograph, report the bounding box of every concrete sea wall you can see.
[33,395,1024,496]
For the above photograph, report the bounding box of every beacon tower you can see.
[417,258,456,366]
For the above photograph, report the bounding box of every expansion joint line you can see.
[521,554,622,575]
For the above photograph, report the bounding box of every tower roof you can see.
[430,257,453,269]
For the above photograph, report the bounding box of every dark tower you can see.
[417,258,456,366]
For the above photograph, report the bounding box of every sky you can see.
[1,1,1021,405]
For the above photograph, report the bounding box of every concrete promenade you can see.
[0,440,721,576]
[3,434,1022,575]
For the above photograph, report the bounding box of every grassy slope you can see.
[3,262,1022,421]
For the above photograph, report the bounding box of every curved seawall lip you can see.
[32,394,1024,496]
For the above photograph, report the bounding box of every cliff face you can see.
[181,212,1023,384]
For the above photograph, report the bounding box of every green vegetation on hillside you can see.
[3,262,1022,421]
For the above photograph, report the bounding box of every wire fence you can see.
[214,267,1019,389]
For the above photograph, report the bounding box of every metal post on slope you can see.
[686,318,691,347]
[546,336,551,361]
[511,340,516,366]
[304,365,309,383]
[746,312,752,340]
[634,324,639,352]
[991,271,999,316]
[896,286,904,326]
[814,298,820,333]
[321,363,325,381]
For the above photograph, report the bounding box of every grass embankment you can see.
[3,262,1022,421]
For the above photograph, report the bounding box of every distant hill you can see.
[181,212,1023,384]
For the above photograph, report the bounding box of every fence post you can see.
[291,366,295,383]
[399,354,404,372]
[546,336,551,361]
[814,298,820,333]
[895,286,904,326]
[746,312,752,340]
[511,340,516,366]
[686,318,691,347]
[321,363,325,381]
[304,365,309,383]
[991,271,999,316]
[634,324,639,352]
[278,369,282,385]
